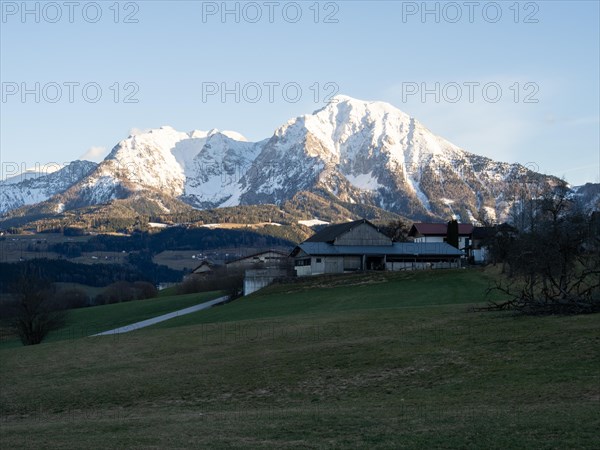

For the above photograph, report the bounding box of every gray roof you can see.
[226,249,289,265]
[305,219,377,243]
[294,242,463,257]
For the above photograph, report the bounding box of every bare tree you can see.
[10,269,66,345]
[482,187,600,315]
[380,219,411,242]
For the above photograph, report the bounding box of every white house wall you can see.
[295,265,312,277]
[311,256,345,275]
[415,235,470,251]
[243,268,288,295]
[386,260,459,271]
[414,236,445,243]
[473,248,488,263]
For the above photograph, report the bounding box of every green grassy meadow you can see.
[0,291,222,349]
[1,269,598,448]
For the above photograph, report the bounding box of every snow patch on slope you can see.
[298,219,330,227]
[345,172,382,191]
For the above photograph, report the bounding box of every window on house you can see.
[295,258,311,267]
[316,258,322,263]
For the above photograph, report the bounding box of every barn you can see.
[291,219,463,277]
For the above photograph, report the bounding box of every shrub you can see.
[10,272,65,345]
[94,281,158,305]
[177,268,243,298]
[52,287,90,309]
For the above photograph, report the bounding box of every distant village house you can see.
[408,222,474,251]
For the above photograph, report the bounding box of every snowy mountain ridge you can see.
[1,95,590,222]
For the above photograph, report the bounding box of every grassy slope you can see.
[151,269,496,329]
[0,291,222,348]
[157,285,180,297]
[0,270,598,449]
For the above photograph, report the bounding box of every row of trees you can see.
[0,259,150,292]
[49,227,295,256]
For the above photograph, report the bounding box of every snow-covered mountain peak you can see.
[0,160,97,214]
[2,96,579,223]
[317,95,412,122]
[2,164,64,184]
[220,130,248,142]
[203,129,249,142]
[187,130,210,139]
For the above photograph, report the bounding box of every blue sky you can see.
[1,0,599,185]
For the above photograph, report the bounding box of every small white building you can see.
[227,250,291,296]
[244,268,288,296]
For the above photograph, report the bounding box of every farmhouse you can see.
[408,222,474,251]
[291,219,463,276]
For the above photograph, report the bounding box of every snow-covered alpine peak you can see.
[1,95,578,222]
[95,125,256,200]
[187,130,209,139]
[2,164,64,184]
[316,95,411,122]
[275,94,454,171]
[0,160,97,214]
[219,130,248,142]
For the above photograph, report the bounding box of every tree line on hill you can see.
[49,227,295,255]
[0,259,146,293]
[0,257,181,294]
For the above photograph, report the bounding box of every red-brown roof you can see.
[409,223,474,236]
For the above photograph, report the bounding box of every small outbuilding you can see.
[226,250,290,270]
[189,260,214,276]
